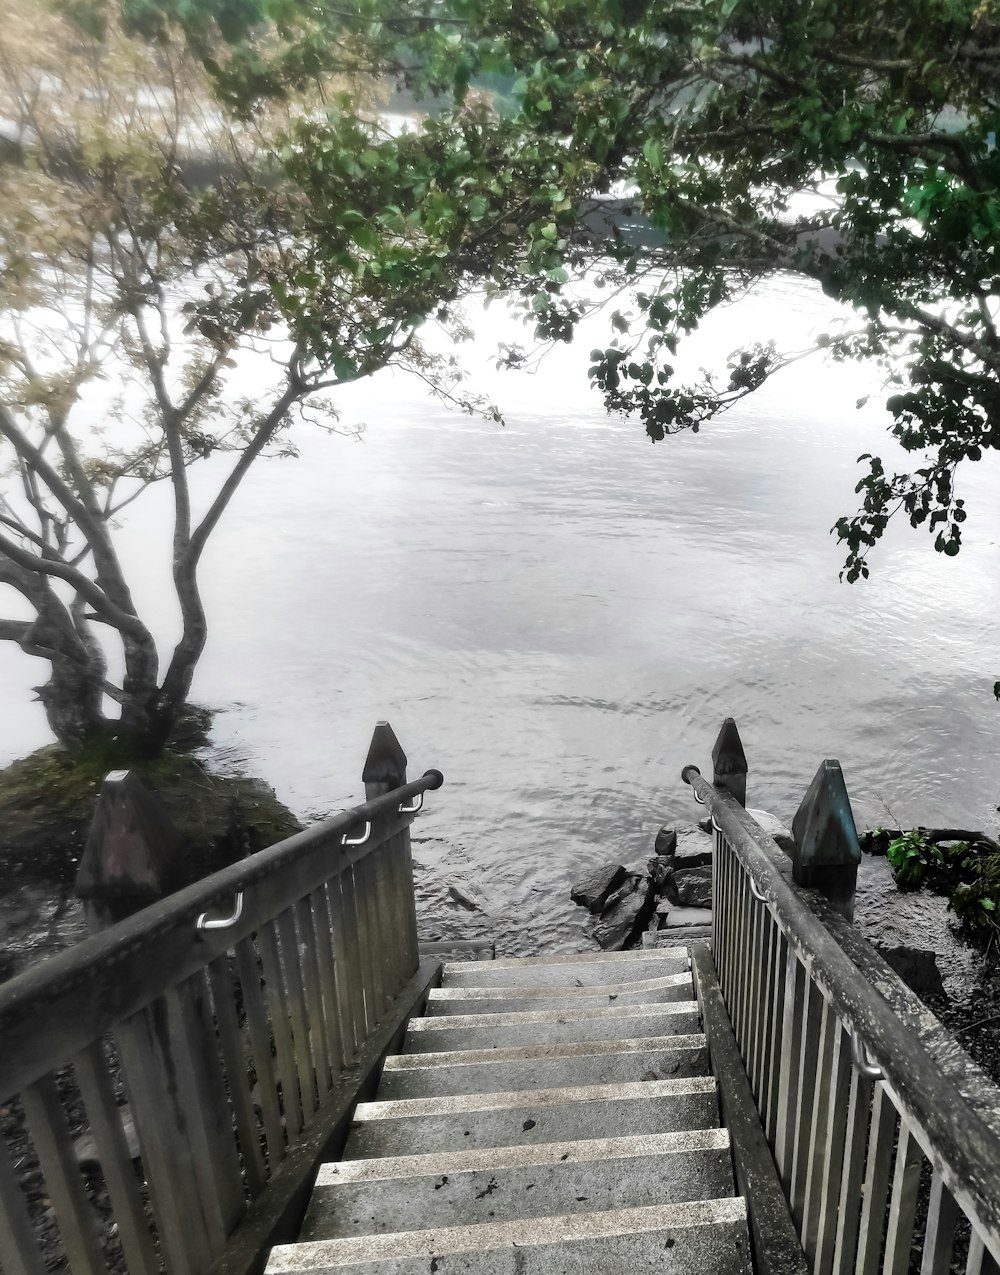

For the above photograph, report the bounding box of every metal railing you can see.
[0,722,442,1275]
[683,720,1000,1275]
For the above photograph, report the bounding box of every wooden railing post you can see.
[362,721,420,998]
[712,717,748,807]
[74,772,246,1271]
[790,760,861,920]
[75,770,182,933]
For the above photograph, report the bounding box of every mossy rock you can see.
[0,744,302,890]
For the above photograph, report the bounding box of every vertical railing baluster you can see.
[256,921,305,1139]
[274,909,319,1117]
[0,1137,47,1275]
[883,1124,925,1275]
[775,949,805,1188]
[334,864,370,1044]
[206,956,267,1196]
[831,1064,875,1275]
[744,890,763,1093]
[293,897,333,1096]
[724,836,738,1003]
[114,1003,216,1272]
[791,978,825,1227]
[763,926,788,1143]
[855,1083,899,1275]
[920,1174,960,1275]
[233,935,286,1164]
[750,905,774,1102]
[309,883,346,1074]
[163,975,247,1245]
[326,870,364,1053]
[21,1075,106,1275]
[72,1040,160,1274]
[808,1018,853,1275]
[733,864,748,1046]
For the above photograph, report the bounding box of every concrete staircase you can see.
[265,948,751,1275]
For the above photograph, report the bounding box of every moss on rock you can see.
[0,743,302,891]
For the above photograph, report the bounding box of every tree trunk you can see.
[34,656,108,751]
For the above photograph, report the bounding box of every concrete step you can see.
[345,1077,721,1158]
[300,1129,733,1240]
[426,972,693,1016]
[266,1198,751,1274]
[377,1035,709,1099]
[404,1001,701,1053]
[441,949,689,988]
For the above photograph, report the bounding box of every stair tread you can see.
[378,1039,709,1099]
[426,973,694,1016]
[267,1198,750,1273]
[404,1004,701,1052]
[445,948,689,970]
[430,973,691,1000]
[325,1128,731,1183]
[442,953,688,988]
[300,1131,734,1241]
[409,1001,700,1031]
[345,1078,720,1158]
[387,1033,707,1070]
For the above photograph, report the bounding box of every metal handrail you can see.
[682,763,1000,1248]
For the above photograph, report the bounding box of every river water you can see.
[2,273,999,956]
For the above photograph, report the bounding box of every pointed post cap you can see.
[711,718,748,777]
[792,760,861,868]
[362,720,407,789]
[76,770,183,902]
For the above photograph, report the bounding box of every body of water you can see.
[2,274,999,954]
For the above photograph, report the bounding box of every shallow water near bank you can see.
[1,273,999,959]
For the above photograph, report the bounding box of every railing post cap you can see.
[711,718,748,776]
[362,720,408,788]
[75,770,182,901]
[792,758,861,867]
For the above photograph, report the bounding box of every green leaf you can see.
[642,137,663,171]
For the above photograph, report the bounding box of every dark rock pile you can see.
[570,809,797,951]
[570,822,718,950]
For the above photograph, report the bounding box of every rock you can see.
[646,857,674,892]
[603,875,640,912]
[659,905,713,930]
[698,816,713,834]
[570,862,629,913]
[854,855,978,1005]
[673,826,713,871]
[593,878,655,950]
[75,1104,140,1167]
[446,884,488,913]
[747,809,796,855]
[874,945,947,1003]
[653,828,677,857]
[673,865,713,908]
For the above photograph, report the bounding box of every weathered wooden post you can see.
[712,717,748,807]
[790,760,861,920]
[362,722,419,1000]
[74,771,244,1269]
[75,770,182,933]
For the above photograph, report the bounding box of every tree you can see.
[0,0,567,756]
[205,0,1000,600]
